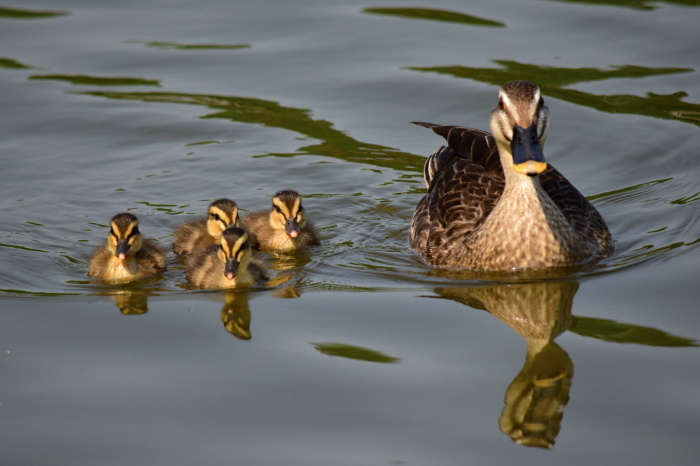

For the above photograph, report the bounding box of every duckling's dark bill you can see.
[511,124,547,176]
[285,219,300,238]
[115,240,130,259]
[225,258,238,280]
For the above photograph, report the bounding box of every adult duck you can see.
[409,80,613,270]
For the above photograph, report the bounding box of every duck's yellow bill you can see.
[513,160,548,176]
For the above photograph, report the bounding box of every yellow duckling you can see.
[186,227,267,288]
[410,80,613,270]
[172,198,240,255]
[88,212,166,281]
[241,190,319,252]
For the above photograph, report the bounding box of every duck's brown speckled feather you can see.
[410,122,613,267]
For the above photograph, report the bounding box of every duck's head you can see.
[217,227,251,280]
[490,80,550,177]
[108,213,143,260]
[269,190,306,238]
[206,198,240,239]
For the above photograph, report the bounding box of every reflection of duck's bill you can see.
[511,123,547,176]
[533,368,570,387]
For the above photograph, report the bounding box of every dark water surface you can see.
[2,0,699,464]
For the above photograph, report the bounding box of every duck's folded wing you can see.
[412,122,500,185]
[410,127,505,257]
[540,168,613,255]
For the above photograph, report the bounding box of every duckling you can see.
[240,190,319,252]
[172,198,239,255]
[410,80,613,270]
[88,212,166,281]
[186,227,267,288]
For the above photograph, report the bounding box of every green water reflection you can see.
[128,40,251,51]
[0,6,67,19]
[408,60,700,126]
[312,342,401,363]
[30,74,160,86]
[544,0,700,11]
[0,57,31,69]
[363,7,505,27]
[81,90,425,172]
[434,280,697,448]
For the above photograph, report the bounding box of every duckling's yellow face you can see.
[206,199,239,239]
[108,213,142,260]
[269,192,305,238]
[217,228,251,280]
[490,80,550,176]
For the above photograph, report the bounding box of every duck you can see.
[186,226,268,288]
[409,80,613,270]
[172,198,239,255]
[88,212,167,281]
[240,190,319,252]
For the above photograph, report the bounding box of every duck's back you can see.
[172,217,211,255]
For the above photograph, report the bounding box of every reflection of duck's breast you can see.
[435,281,578,341]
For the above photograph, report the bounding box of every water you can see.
[1,0,699,464]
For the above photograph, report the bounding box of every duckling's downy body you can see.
[172,198,239,255]
[410,80,613,270]
[186,227,267,289]
[88,213,166,281]
[241,190,319,252]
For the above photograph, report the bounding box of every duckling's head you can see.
[207,198,240,239]
[490,80,550,177]
[108,213,142,260]
[217,227,251,280]
[268,190,306,238]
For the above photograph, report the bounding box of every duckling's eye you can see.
[274,205,282,214]
[498,98,505,110]
[210,213,221,221]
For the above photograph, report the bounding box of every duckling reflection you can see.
[111,289,149,315]
[264,248,315,298]
[220,291,252,340]
[435,281,577,449]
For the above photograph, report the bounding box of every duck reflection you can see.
[264,248,313,299]
[436,280,577,449]
[110,289,150,315]
[220,291,252,340]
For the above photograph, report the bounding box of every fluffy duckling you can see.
[172,198,239,255]
[88,213,166,281]
[240,190,319,252]
[186,227,267,289]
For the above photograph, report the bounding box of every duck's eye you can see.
[274,205,283,214]
[498,99,505,110]
[210,213,221,221]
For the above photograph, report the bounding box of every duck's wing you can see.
[412,122,501,187]
[409,123,504,262]
[540,168,614,256]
